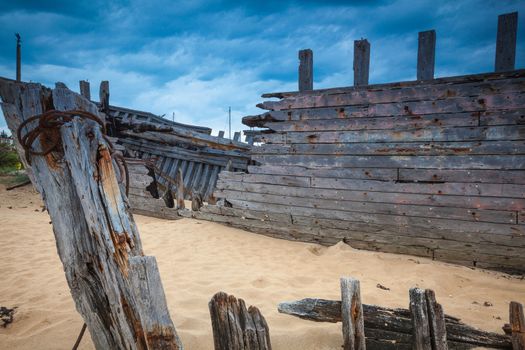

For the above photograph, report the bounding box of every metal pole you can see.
[15,33,21,82]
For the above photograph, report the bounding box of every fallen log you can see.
[278,298,511,349]
[0,78,183,349]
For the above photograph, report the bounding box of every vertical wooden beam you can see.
[410,288,432,350]
[176,168,185,209]
[340,277,366,350]
[209,292,271,350]
[510,301,525,350]
[79,80,91,100]
[353,39,370,86]
[233,131,241,142]
[298,49,313,91]
[495,12,518,72]
[218,130,225,138]
[99,80,110,113]
[425,289,448,350]
[417,30,436,80]
[15,33,21,82]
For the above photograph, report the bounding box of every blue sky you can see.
[0,0,524,137]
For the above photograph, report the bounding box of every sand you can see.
[0,183,524,350]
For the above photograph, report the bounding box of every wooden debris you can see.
[209,292,272,350]
[353,39,370,86]
[278,298,511,348]
[298,49,313,91]
[495,12,518,72]
[6,179,31,191]
[510,301,525,350]
[176,168,185,209]
[0,79,183,349]
[340,277,365,350]
[417,30,436,80]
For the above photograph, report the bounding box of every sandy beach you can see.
[0,183,524,350]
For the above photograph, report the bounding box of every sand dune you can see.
[0,184,524,349]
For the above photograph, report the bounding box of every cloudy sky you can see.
[0,0,523,137]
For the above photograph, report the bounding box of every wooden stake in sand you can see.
[0,78,182,350]
[209,292,272,350]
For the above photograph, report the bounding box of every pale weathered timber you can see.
[0,79,182,349]
[261,69,525,99]
[425,289,448,350]
[209,292,272,350]
[176,168,185,209]
[510,302,525,350]
[277,298,512,348]
[79,80,91,100]
[495,12,518,72]
[299,49,313,91]
[340,277,365,350]
[409,288,432,349]
[99,80,109,113]
[353,39,370,86]
[417,30,436,80]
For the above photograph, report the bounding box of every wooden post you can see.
[409,288,432,350]
[79,80,91,100]
[298,49,313,91]
[353,39,370,86]
[233,131,241,142]
[99,80,109,113]
[425,289,448,350]
[218,130,225,138]
[510,301,525,350]
[209,292,271,350]
[417,30,436,80]
[0,79,182,349]
[176,168,185,209]
[340,277,366,350]
[495,12,518,72]
[15,33,21,82]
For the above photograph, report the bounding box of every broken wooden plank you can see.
[260,69,525,99]
[79,80,91,100]
[0,80,183,349]
[417,30,436,80]
[99,80,109,113]
[354,39,370,86]
[299,49,313,91]
[425,289,448,350]
[409,288,432,350]
[176,168,185,209]
[277,298,511,348]
[209,292,271,350]
[510,301,525,350]
[340,277,365,350]
[495,12,518,72]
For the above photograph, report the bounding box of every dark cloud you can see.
[0,0,524,134]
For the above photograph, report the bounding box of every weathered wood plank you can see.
[417,30,436,81]
[340,277,365,350]
[260,69,525,99]
[215,180,525,211]
[79,80,91,100]
[509,302,525,350]
[209,292,271,350]
[409,288,432,350]
[299,49,313,91]
[248,165,398,181]
[251,140,525,156]
[258,125,525,145]
[398,169,525,184]
[425,289,448,350]
[495,12,518,72]
[277,298,511,348]
[0,79,183,349]
[257,85,525,112]
[354,39,370,86]
[251,154,525,170]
